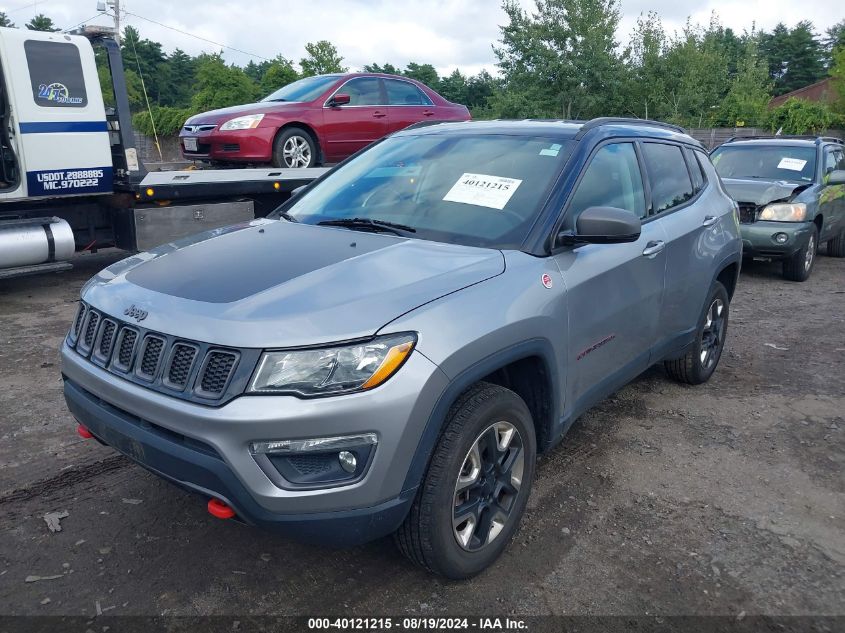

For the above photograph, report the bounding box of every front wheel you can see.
[395,382,536,579]
[782,226,818,281]
[272,127,317,168]
[664,281,730,385]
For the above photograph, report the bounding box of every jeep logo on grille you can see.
[123,305,148,322]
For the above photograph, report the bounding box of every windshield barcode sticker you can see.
[777,157,807,171]
[443,173,522,210]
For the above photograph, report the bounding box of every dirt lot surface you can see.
[0,250,843,619]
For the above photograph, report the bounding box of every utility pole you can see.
[112,0,120,43]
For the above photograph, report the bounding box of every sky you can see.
[1,0,841,76]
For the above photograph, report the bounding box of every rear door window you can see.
[641,143,694,214]
[24,40,88,108]
[385,79,432,106]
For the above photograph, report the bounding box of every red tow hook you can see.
[207,498,235,519]
[77,424,94,439]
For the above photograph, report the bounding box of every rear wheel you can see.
[272,127,317,168]
[782,226,817,281]
[395,382,536,579]
[664,281,729,385]
[827,229,845,258]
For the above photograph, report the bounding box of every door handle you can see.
[702,216,718,227]
[423,110,435,116]
[642,240,665,257]
[372,111,386,118]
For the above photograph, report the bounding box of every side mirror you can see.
[557,206,641,246]
[329,93,351,107]
[827,170,845,186]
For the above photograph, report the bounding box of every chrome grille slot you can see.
[93,319,118,362]
[136,335,166,381]
[70,303,87,343]
[164,343,198,391]
[196,350,239,398]
[112,327,139,372]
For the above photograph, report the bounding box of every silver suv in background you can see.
[62,118,742,578]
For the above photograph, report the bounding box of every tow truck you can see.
[0,25,325,280]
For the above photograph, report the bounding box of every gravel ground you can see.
[0,250,843,619]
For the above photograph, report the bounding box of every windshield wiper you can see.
[277,211,298,222]
[317,218,416,235]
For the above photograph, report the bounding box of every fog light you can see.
[338,451,357,473]
[773,232,788,244]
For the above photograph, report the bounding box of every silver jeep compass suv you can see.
[62,118,742,578]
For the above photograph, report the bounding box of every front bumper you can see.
[61,342,449,544]
[179,127,277,163]
[740,221,814,259]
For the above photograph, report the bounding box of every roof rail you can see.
[724,135,843,145]
[574,117,686,140]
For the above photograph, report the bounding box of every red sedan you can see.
[179,73,471,167]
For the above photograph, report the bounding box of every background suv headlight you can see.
[758,202,807,222]
[219,114,265,131]
[248,333,416,396]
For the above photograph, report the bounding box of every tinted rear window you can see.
[25,40,88,108]
[641,143,694,213]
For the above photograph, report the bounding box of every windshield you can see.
[279,134,573,249]
[262,75,341,102]
[711,145,817,182]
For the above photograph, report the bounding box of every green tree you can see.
[438,69,468,104]
[26,14,59,32]
[363,63,401,74]
[761,22,825,95]
[493,0,625,119]
[404,62,439,88]
[300,40,346,76]
[824,20,845,62]
[259,56,298,95]
[0,12,14,27]
[191,53,259,111]
[121,26,168,104]
[716,36,772,126]
[768,97,834,133]
[624,11,669,119]
[830,46,845,115]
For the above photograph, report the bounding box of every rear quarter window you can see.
[24,40,88,108]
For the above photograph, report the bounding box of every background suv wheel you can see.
[782,225,818,282]
[395,382,536,579]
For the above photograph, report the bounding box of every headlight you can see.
[758,202,807,222]
[219,114,265,131]
[248,333,416,396]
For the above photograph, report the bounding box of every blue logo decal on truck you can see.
[37,83,84,105]
[26,167,113,197]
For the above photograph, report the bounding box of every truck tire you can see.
[782,225,817,281]
[664,281,729,385]
[395,382,536,579]
[272,127,317,168]
[827,229,845,258]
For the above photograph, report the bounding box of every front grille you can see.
[165,343,198,390]
[738,202,758,224]
[198,351,239,397]
[79,310,101,353]
[114,328,138,371]
[68,302,255,404]
[136,335,165,381]
[94,319,117,361]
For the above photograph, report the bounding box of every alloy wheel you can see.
[282,135,312,168]
[700,297,725,369]
[805,234,815,272]
[452,421,525,552]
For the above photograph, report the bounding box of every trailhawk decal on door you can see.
[26,167,113,196]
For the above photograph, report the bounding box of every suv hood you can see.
[82,220,505,349]
[186,102,301,125]
[721,178,809,206]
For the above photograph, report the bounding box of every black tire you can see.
[782,225,818,281]
[271,127,317,168]
[395,382,537,579]
[827,229,845,258]
[664,281,730,385]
